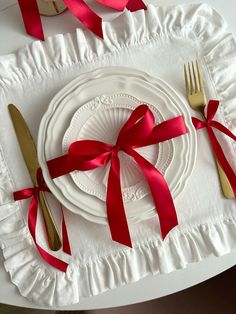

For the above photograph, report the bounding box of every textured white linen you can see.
[0,3,235,307]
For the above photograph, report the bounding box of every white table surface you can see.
[0,0,236,310]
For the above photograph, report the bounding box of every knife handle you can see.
[38,191,62,251]
[216,159,235,199]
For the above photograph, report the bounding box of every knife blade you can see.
[8,104,62,251]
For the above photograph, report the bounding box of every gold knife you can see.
[8,104,62,251]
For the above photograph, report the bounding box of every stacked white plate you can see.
[38,67,197,224]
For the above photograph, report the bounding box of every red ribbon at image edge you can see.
[17,0,147,40]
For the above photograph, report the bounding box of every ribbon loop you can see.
[117,104,155,147]
[206,100,219,122]
[139,115,188,147]
[14,187,36,201]
[192,117,206,130]
[69,140,113,170]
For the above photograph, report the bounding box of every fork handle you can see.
[215,159,235,199]
[199,110,235,199]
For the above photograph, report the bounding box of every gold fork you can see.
[184,61,235,199]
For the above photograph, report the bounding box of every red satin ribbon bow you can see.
[47,105,188,247]
[17,0,147,41]
[192,100,236,195]
[13,169,71,272]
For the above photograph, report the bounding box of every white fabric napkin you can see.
[0,3,235,307]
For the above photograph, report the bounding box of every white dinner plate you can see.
[38,66,197,224]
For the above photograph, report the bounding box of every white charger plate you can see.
[38,67,197,224]
[62,93,174,202]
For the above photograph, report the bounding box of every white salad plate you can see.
[38,67,197,224]
[62,93,174,203]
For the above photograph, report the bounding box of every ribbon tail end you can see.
[94,25,104,39]
[161,216,179,240]
[26,29,45,41]
[36,34,45,41]
[126,1,147,11]
[161,221,178,240]
[112,236,133,248]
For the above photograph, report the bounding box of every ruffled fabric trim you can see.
[0,3,236,307]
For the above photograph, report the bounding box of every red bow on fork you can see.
[192,100,236,196]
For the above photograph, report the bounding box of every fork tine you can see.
[188,62,193,94]
[184,64,189,95]
[196,60,204,92]
[192,61,198,93]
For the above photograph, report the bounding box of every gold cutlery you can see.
[8,104,62,250]
[184,61,235,199]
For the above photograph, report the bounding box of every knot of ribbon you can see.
[192,100,236,195]
[13,169,71,272]
[47,104,188,247]
[17,0,147,41]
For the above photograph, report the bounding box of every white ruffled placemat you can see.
[0,3,236,307]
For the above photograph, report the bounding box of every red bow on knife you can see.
[17,0,147,41]
[46,104,188,247]
[192,100,236,195]
[13,168,71,272]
